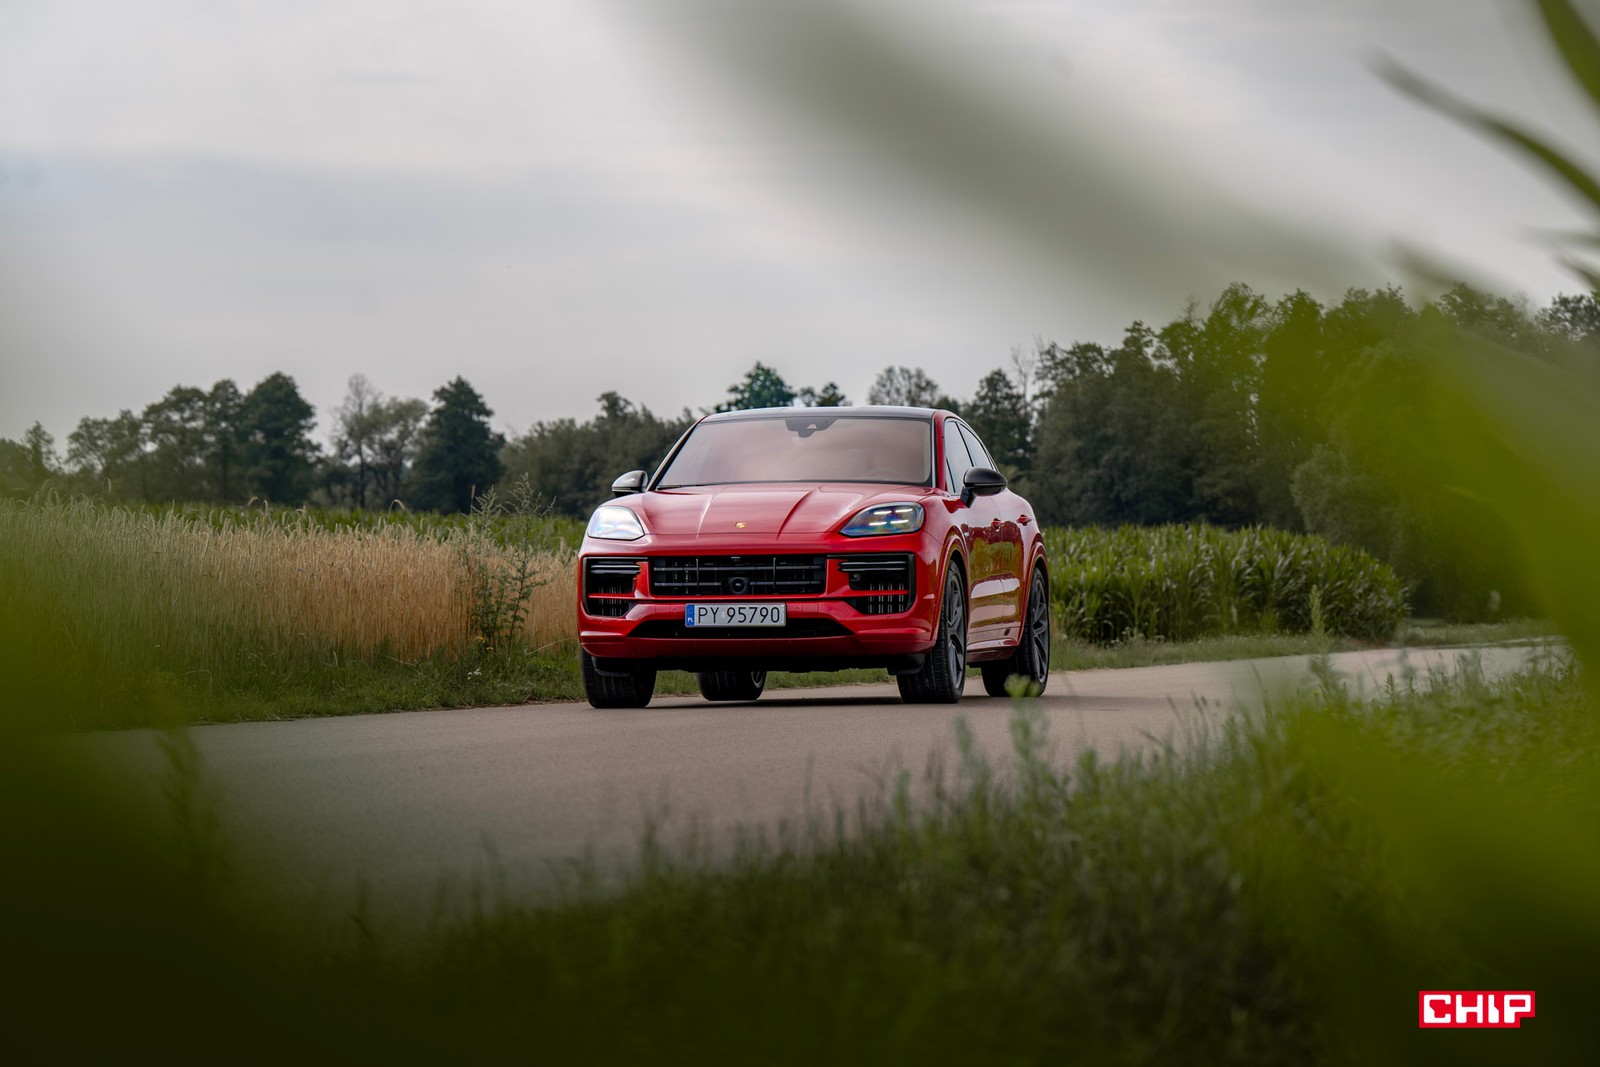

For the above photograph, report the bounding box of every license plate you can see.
[684,603,787,628]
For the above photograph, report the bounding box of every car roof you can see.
[699,405,942,423]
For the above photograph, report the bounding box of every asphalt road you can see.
[50,644,1544,936]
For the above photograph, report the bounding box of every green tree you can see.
[66,411,148,500]
[368,396,428,508]
[717,362,796,411]
[331,374,382,510]
[327,375,426,510]
[239,372,319,504]
[797,381,849,406]
[1253,290,1328,530]
[141,386,211,502]
[411,377,505,513]
[1537,290,1600,346]
[498,392,692,517]
[1032,324,1195,526]
[202,380,246,503]
[1175,283,1269,526]
[0,423,59,496]
[962,368,1031,478]
[866,365,942,407]
[1437,282,1548,357]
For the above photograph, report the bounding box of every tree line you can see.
[6,280,1593,616]
[1,373,503,515]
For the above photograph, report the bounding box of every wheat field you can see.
[0,499,578,681]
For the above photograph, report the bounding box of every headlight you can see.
[587,505,646,541]
[841,502,924,537]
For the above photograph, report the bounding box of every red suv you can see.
[576,406,1050,707]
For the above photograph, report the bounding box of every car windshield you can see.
[656,415,933,488]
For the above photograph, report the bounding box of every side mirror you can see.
[961,466,1007,504]
[611,470,647,496]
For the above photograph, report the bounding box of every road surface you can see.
[47,644,1544,936]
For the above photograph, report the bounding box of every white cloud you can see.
[2,0,1595,445]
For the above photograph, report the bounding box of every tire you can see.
[980,567,1051,697]
[581,650,657,709]
[897,565,968,704]
[697,670,767,702]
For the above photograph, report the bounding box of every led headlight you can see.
[587,505,646,541]
[841,502,924,537]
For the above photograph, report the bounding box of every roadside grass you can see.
[25,621,1549,729]
[1051,631,1370,671]
[1396,616,1556,647]
[11,649,1590,1062]
[289,655,1600,1064]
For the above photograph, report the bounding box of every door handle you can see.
[1017,515,1031,525]
[990,518,1002,527]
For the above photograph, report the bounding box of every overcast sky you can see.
[3,0,1597,448]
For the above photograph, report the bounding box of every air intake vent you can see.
[839,553,914,615]
[584,557,642,617]
[630,618,851,639]
[649,556,826,598]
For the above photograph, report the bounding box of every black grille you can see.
[850,594,914,615]
[648,555,826,598]
[584,558,642,617]
[839,554,914,615]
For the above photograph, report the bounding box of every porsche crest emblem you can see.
[735,521,748,529]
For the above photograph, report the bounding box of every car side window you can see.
[957,423,996,471]
[942,420,974,493]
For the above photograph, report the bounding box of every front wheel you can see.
[981,567,1051,697]
[581,650,657,708]
[897,566,968,704]
[698,670,767,702]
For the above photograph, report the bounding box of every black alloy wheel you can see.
[698,670,768,702]
[581,650,657,708]
[898,566,968,704]
[982,568,1051,697]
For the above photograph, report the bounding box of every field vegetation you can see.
[1047,524,1406,643]
[1,493,1432,730]
[7,642,1589,1062]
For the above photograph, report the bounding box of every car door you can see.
[941,419,1004,648]
[956,422,1023,647]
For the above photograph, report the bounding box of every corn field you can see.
[1044,524,1407,643]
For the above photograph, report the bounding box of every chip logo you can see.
[1419,991,1536,1029]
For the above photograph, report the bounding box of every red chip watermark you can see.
[1418,991,1536,1028]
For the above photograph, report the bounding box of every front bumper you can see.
[576,539,941,673]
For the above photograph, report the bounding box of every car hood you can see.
[632,483,927,538]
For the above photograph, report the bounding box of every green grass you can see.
[271,657,1600,1064]
[1395,616,1556,647]
[1050,617,1557,672]
[30,621,1553,730]
[9,649,1591,1062]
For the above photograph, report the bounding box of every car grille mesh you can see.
[841,554,915,615]
[584,558,641,617]
[648,555,827,597]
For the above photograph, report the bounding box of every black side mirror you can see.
[961,466,1007,504]
[611,470,647,496]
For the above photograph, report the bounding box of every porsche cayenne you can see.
[576,406,1050,707]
